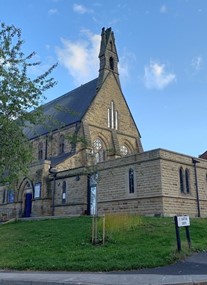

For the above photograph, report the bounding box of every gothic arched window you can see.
[2,190,6,204]
[185,168,190,194]
[59,135,65,154]
[93,138,105,163]
[38,142,43,160]
[179,167,184,193]
[120,145,128,156]
[109,57,114,70]
[129,168,135,194]
[107,101,118,130]
[62,181,66,204]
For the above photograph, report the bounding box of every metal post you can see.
[52,174,56,216]
[174,216,181,252]
[185,226,191,248]
[49,167,57,217]
[192,158,200,217]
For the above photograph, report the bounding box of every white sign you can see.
[34,183,41,199]
[177,216,190,227]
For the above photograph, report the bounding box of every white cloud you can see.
[191,56,203,72]
[48,8,59,15]
[160,5,167,13]
[73,4,93,14]
[143,60,176,90]
[119,58,129,80]
[119,51,136,83]
[45,44,51,50]
[56,30,100,85]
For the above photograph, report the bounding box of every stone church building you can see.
[1,27,207,220]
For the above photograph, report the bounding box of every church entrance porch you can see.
[18,178,34,218]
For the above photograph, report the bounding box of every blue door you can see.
[24,193,32,217]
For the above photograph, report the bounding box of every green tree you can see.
[0,22,57,184]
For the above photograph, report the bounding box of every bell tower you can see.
[96,27,121,89]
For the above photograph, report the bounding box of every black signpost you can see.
[174,215,191,252]
[174,216,181,251]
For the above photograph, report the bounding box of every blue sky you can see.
[0,0,207,157]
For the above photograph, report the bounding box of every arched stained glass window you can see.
[129,168,134,194]
[93,139,102,152]
[121,145,128,156]
[93,138,105,163]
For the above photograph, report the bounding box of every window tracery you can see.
[120,145,128,156]
[93,138,105,163]
[179,167,191,194]
[107,101,118,130]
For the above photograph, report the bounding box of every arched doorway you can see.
[18,178,33,218]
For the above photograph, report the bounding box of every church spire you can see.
[96,27,120,89]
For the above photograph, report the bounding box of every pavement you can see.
[0,252,207,285]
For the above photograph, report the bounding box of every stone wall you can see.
[159,149,207,217]
[52,170,88,216]
[96,149,164,216]
[83,72,143,156]
[44,148,207,218]
[31,122,87,168]
[1,148,207,220]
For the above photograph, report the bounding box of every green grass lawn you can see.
[0,215,206,271]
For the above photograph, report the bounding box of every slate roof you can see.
[199,151,207,160]
[50,152,73,167]
[24,78,98,140]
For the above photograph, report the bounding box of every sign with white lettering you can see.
[177,216,190,227]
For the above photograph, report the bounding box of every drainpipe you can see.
[192,158,200,217]
[45,135,48,160]
[49,167,57,216]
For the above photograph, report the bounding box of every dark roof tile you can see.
[24,78,98,139]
